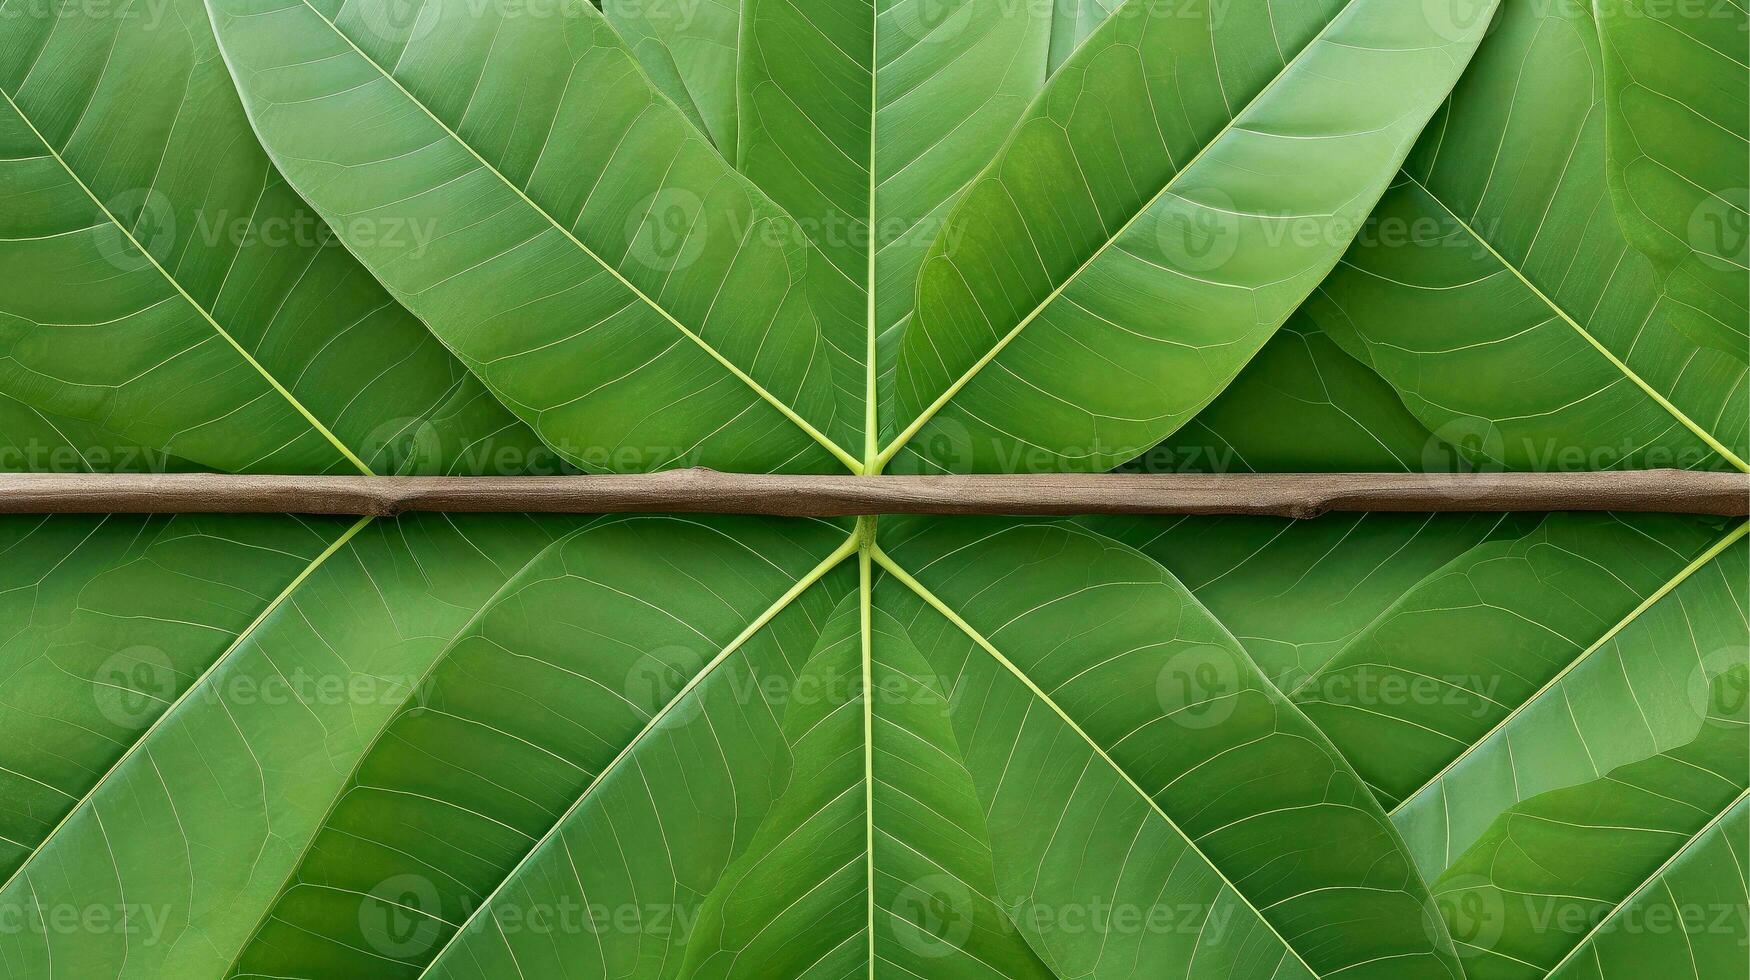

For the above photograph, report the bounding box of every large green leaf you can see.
[734,0,1051,459]
[1095,510,1749,974]
[1290,512,1730,809]
[677,588,1054,979]
[1,2,1742,979]
[1596,0,1748,356]
[0,0,552,476]
[1308,0,1750,474]
[225,517,855,979]
[0,512,575,977]
[873,520,1464,979]
[1124,313,1468,475]
[604,0,743,151]
[205,0,862,473]
[881,0,1497,473]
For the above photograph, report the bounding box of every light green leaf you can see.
[205,0,861,473]
[0,0,552,476]
[875,519,1464,980]
[604,0,743,151]
[736,0,1051,461]
[678,585,1054,979]
[1547,796,1748,980]
[226,516,856,979]
[882,0,1498,474]
[1393,527,1748,976]
[1090,510,1540,690]
[0,512,573,978]
[1308,0,1750,474]
[1290,512,1730,809]
[1124,313,1466,475]
[1596,0,1748,356]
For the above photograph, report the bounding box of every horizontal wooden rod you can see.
[0,470,1742,519]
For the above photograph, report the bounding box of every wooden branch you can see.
[0,470,1742,519]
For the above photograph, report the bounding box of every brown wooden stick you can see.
[0,470,1741,519]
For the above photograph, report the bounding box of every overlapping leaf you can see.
[883,0,1496,473]
[0,2,1743,980]
[207,0,858,473]
[0,0,551,475]
[1307,0,1749,474]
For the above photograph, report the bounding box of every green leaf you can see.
[0,512,573,977]
[735,0,1051,460]
[226,516,856,978]
[1289,512,1730,809]
[205,0,861,473]
[677,585,1054,979]
[1307,0,1750,474]
[1124,313,1465,475]
[881,0,1498,473]
[0,0,552,476]
[874,520,1464,980]
[1596,0,1748,357]
[1090,510,1540,689]
[604,0,743,151]
[1547,796,1748,980]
